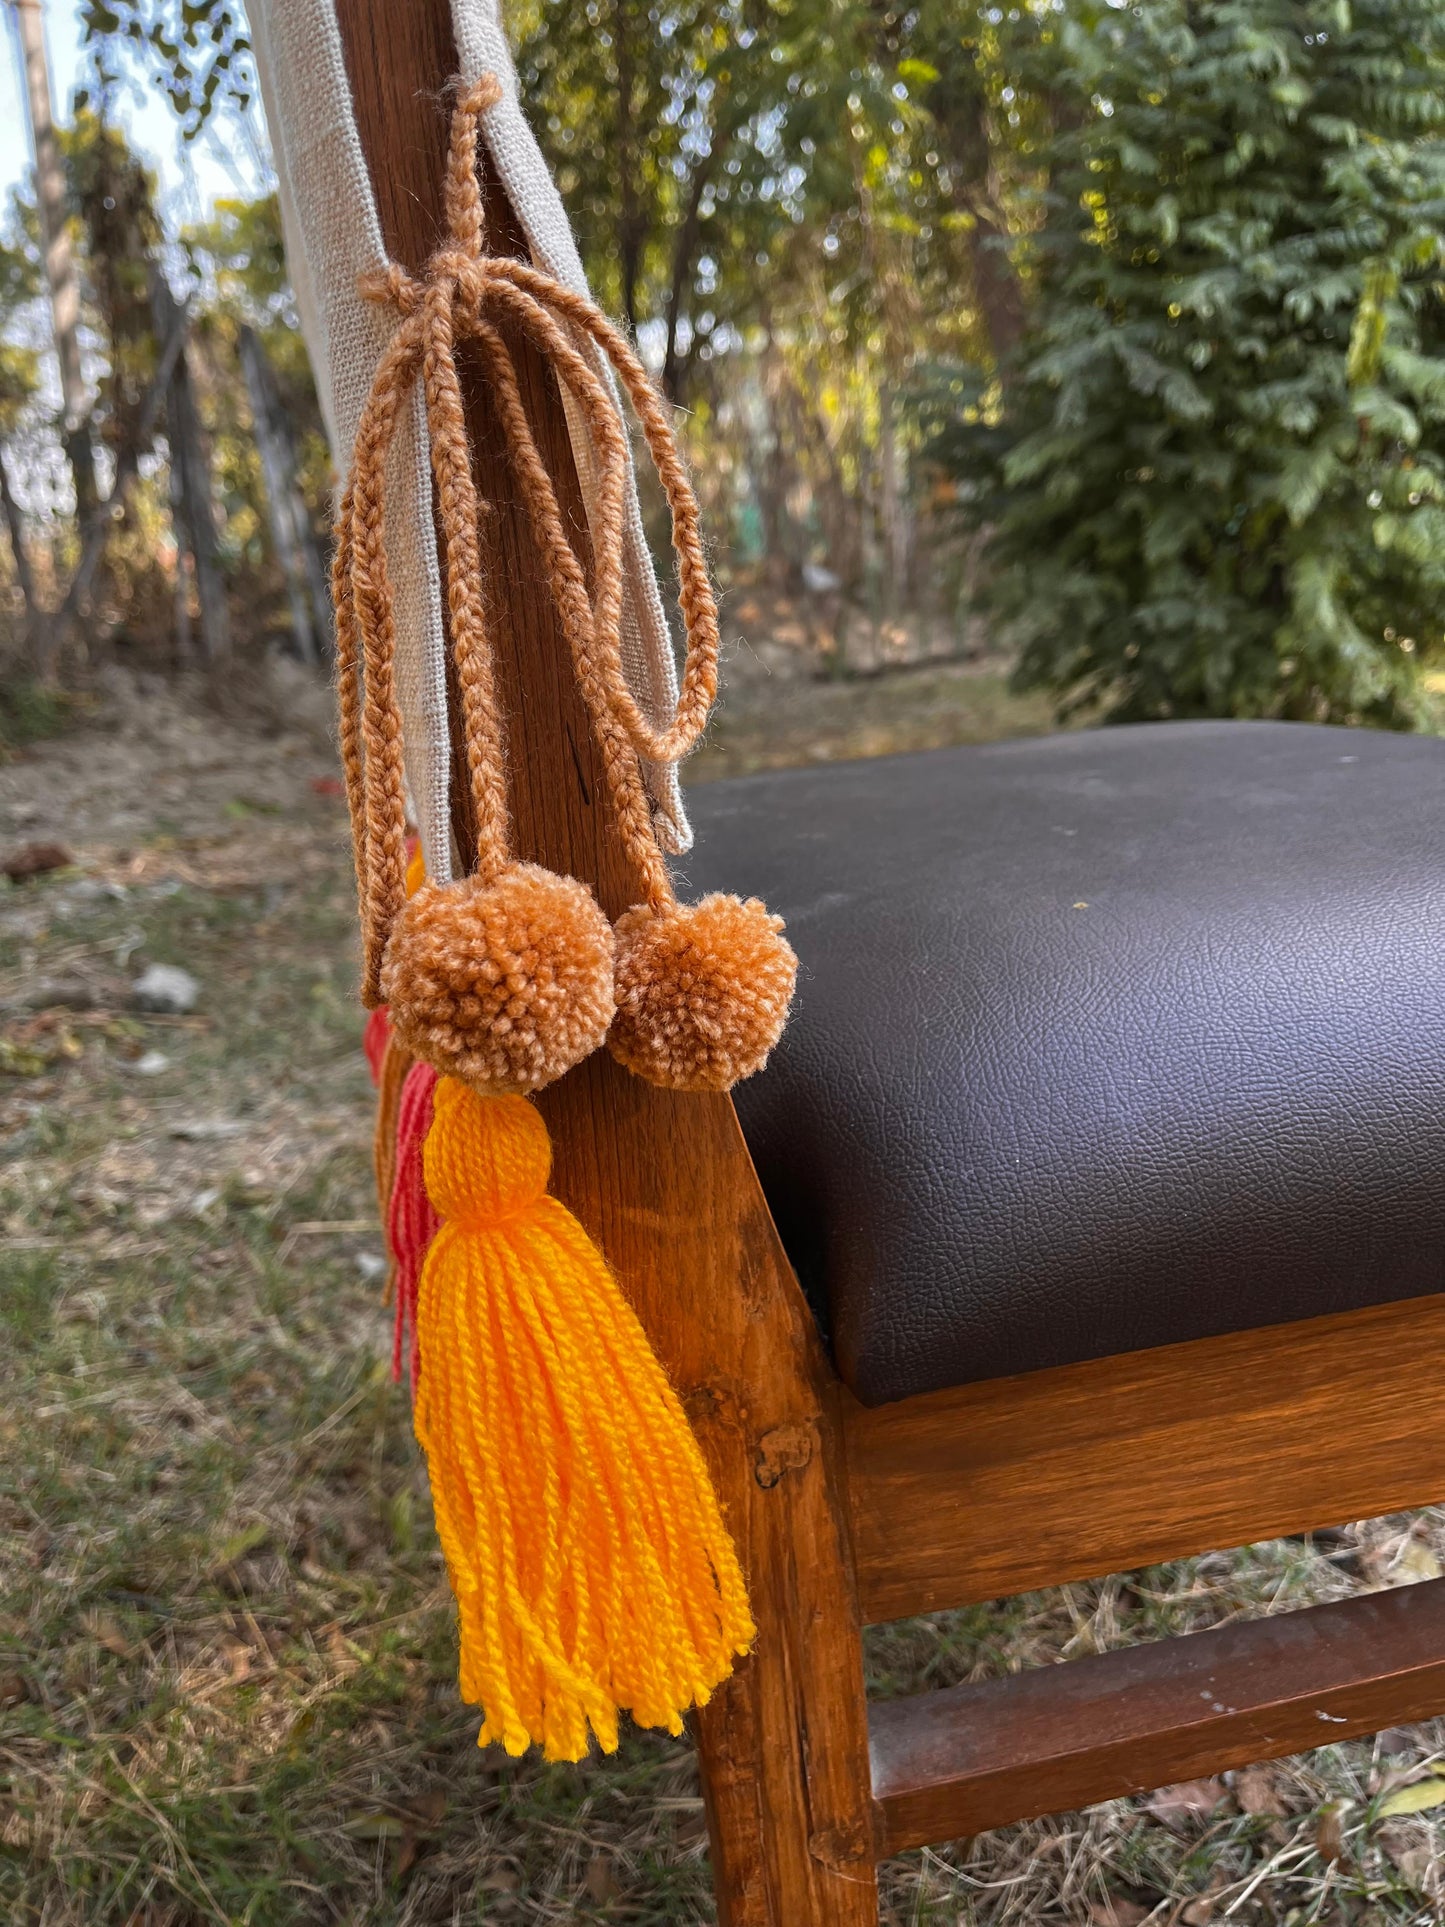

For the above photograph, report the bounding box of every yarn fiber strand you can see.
[388,1058,440,1393]
[414,1077,754,1760]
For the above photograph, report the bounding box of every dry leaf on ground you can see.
[1388,1540,1443,1586]
[1315,1798,1350,1865]
[1088,1895,1152,1926]
[1173,1865,1231,1924]
[1376,1775,1445,1820]
[1377,1822,1441,1898]
[1234,1764,1290,1818]
[3,840,73,881]
[1145,1778,1228,1832]
[585,1850,622,1904]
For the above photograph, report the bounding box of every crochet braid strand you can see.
[337,69,722,978]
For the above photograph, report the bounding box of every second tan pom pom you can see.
[383,865,615,1095]
[608,893,798,1091]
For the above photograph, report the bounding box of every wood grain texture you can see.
[871,1577,1445,1853]
[846,1290,1445,1626]
[332,12,877,1921]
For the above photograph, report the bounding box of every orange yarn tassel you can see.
[414,1077,754,1760]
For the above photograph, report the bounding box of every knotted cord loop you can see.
[335,72,719,1005]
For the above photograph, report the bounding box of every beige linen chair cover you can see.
[248,0,692,881]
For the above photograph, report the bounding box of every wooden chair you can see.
[335,7,1445,1918]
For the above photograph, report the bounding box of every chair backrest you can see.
[334,28,886,1917]
[334,0,782,1357]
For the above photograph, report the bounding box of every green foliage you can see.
[0,236,41,439]
[508,0,1036,612]
[79,0,251,138]
[957,0,1445,727]
[187,194,293,326]
[77,0,1047,621]
[510,0,935,392]
[510,0,1030,372]
[0,343,40,437]
[0,677,77,747]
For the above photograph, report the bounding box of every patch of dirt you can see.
[0,661,337,857]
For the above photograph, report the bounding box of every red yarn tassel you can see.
[387,1059,440,1392]
[363,1005,392,1085]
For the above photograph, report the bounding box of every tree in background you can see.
[78,0,1042,635]
[63,111,232,664]
[0,236,44,663]
[16,0,99,524]
[79,0,252,138]
[957,0,1445,726]
[510,0,1032,622]
[187,192,333,663]
[0,17,333,685]
[88,0,1445,727]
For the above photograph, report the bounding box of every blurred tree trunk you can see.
[16,0,98,523]
[779,367,860,591]
[150,271,230,664]
[877,381,910,610]
[614,0,644,333]
[755,324,786,572]
[926,66,1026,376]
[661,100,736,406]
[0,444,47,666]
[41,287,190,671]
[166,457,193,662]
[962,202,1026,374]
[662,160,710,404]
[238,324,328,664]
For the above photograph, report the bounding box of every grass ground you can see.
[3,668,1445,1925]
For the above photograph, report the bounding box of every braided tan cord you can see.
[481,264,719,764]
[337,70,724,972]
[468,314,671,910]
[332,484,369,934]
[347,315,425,1002]
[419,277,512,884]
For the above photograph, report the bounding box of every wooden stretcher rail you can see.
[870,1577,1445,1854]
[844,1289,1445,1626]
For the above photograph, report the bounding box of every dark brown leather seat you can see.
[684,721,1445,1407]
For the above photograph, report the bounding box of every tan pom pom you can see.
[608,894,797,1092]
[382,864,615,1095]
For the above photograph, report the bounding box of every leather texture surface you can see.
[684,722,1445,1407]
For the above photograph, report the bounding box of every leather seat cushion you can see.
[684,722,1445,1407]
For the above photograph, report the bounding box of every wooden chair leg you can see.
[551,1061,879,1927]
[692,1375,877,1926]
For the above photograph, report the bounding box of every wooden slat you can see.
[871,1578,1445,1854]
[332,18,877,1923]
[845,1290,1445,1625]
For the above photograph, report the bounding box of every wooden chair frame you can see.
[334,9,1445,1917]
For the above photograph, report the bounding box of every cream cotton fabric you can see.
[249,0,692,875]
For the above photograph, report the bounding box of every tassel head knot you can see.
[425,1081,550,1223]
